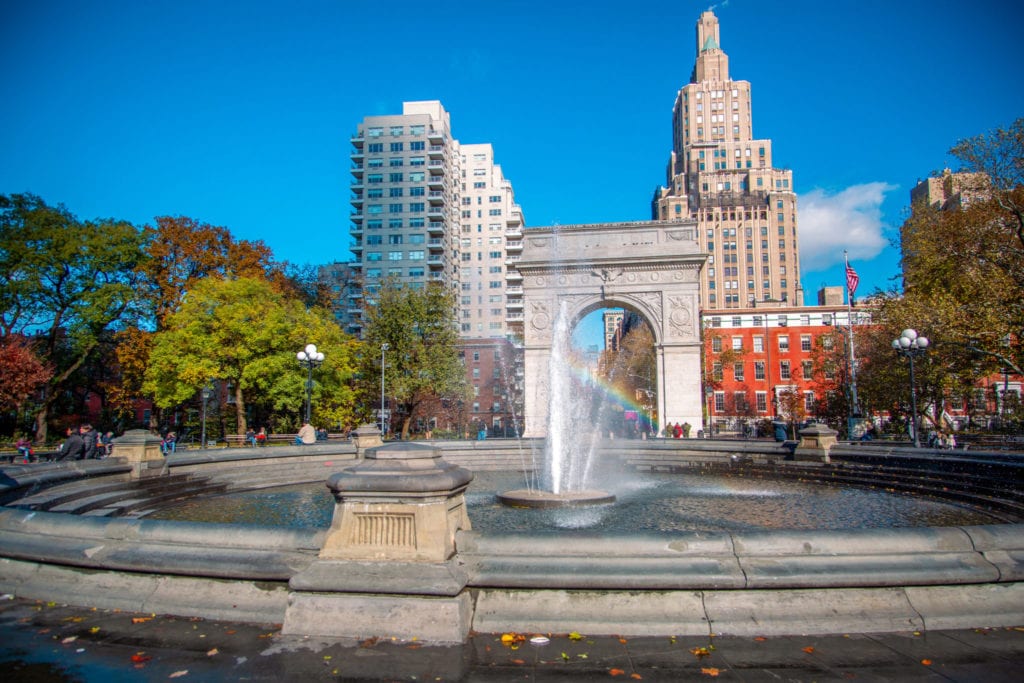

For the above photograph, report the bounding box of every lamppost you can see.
[892,328,929,447]
[296,344,325,424]
[380,343,389,437]
[200,384,213,449]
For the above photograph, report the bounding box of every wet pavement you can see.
[2,595,1024,681]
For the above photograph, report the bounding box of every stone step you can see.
[10,473,194,510]
[45,479,224,515]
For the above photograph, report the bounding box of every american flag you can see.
[846,263,860,299]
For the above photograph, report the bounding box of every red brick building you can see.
[458,338,523,437]
[701,298,869,434]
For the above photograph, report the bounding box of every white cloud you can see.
[797,182,894,271]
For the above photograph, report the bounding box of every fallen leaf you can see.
[630,674,643,680]
[206,648,218,657]
[63,616,85,623]
[131,654,152,663]
[62,636,78,644]
[921,659,932,666]
[609,669,626,677]
[510,659,525,665]
[669,636,677,644]
[569,631,585,641]
[701,667,721,677]
[224,629,236,635]
[89,627,100,634]
[578,654,588,659]
[131,617,152,624]
[754,636,767,642]
[689,646,711,659]
[561,652,570,661]
[169,670,189,678]
[619,637,628,644]
[802,646,815,654]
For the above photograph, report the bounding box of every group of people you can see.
[245,426,268,447]
[55,424,112,461]
[927,430,958,449]
[665,422,693,439]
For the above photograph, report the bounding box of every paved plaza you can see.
[2,596,1024,681]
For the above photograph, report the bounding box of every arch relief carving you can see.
[667,295,696,340]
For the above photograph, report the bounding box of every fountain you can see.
[499,301,616,508]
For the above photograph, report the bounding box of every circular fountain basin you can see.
[497,488,616,508]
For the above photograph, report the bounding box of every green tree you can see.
[144,277,358,435]
[359,281,470,439]
[0,194,146,442]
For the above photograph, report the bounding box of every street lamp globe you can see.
[892,328,929,447]
[297,343,325,424]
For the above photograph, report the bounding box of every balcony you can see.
[351,149,364,162]
[428,190,445,204]
[350,166,364,178]
[350,225,363,236]
[506,312,524,322]
[428,207,445,216]
[428,145,445,158]
[350,244,363,255]
[428,238,445,249]
[428,160,445,169]
[428,221,445,235]
[505,285,523,294]
[505,226,523,239]
[506,269,522,281]
[427,128,444,143]
[350,133,364,147]
[506,299,523,310]
[350,195,363,208]
[428,174,444,189]
[505,240,522,252]
[350,212,364,222]
[505,255,521,266]
[427,255,444,264]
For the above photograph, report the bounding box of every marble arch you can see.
[516,220,707,437]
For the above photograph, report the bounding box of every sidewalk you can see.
[2,596,1023,681]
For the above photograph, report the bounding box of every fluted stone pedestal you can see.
[283,442,474,643]
[797,423,839,463]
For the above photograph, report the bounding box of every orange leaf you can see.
[802,646,815,654]
[609,668,626,676]
[701,667,721,677]
[630,674,643,680]
[921,659,932,666]
[619,637,628,644]
[753,636,767,642]
[130,654,151,663]
[131,617,152,624]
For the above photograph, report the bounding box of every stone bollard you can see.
[797,423,839,463]
[111,429,166,480]
[283,441,475,643]
[350,422,383,457]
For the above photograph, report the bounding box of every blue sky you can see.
[2,0,1022,305]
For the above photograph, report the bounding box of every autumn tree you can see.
[0,194,147,442]
[359,280,471,439]
[144,277,358,435]
[0,335,53,433]
[113,216,279,427]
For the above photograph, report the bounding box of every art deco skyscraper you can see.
[653,10,802,309]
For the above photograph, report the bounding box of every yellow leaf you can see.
[701,667,721,677]
[569,631,585,641]
[89,626,100,634]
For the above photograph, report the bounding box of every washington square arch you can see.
[517,219,706,438]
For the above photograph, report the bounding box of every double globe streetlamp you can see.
[380,343,389,437]
[296,343,325,424]
[892,328,929,448]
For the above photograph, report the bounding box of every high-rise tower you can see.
[653,10,802,309]
[347,101,525,341]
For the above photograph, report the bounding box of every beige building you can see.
[910,168,988,211]
[653,10,802,310]
[457,144,526,339]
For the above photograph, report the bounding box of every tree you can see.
[359,281,471,440]
[0,194,147,442]
[0,335,52,420]
[144,277,358,435]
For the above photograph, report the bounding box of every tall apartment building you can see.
[347,101,525,341]
[653,10,802,310]
[457,144,526,339]
[347,101,460,335]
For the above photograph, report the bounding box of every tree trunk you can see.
[33,402,49,444]
[234,383,247,435]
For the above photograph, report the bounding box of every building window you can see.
[801,335,812,351]
[712,337,722,353]
[731,336,742,351]
[714,392,725,412]
[802,360,813,379]
[778,335,789,351]
[780,360,791,380]
[713,362,723,381]
[390,142,403,152]
[408,250,424,260]
[804,391,816,413]
[734,362,744,381]
[754,361,765,380]
[388,251,403,261]
[756,391,767,412]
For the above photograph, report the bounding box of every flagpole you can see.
[845,251,861,422]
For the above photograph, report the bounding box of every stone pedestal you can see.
[112,429,165,479]
[797,423,839,463]
[284,442,475,642]
[350,423,383,457]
